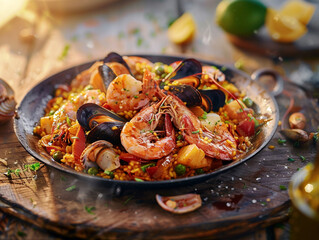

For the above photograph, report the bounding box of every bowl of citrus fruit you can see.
[216,0,316,43]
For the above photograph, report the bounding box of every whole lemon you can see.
[216,0,267,36]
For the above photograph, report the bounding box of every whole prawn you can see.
[120,97,176,160]
[162,94,237,160]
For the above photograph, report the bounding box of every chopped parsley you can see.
[148,119,154,124]
[299,155,306,162]
[17,231,27,237]
[177,134,183,141]
[104,170,114,179]
[133,95,139,99]
[141,163,156,172]
[66,116,71,126]
[25,162,41,171]
[198,111,207,120]
[137,37,143,47]
[123,196,134,205]
[279,185,287,191]
[84,206,95,215]
[66,185,76,191]
[118,32,125,39]
[135,177,144,182]
[58,43,70,61]
[192,130,200,134]
[288,157,295,162]
[277,139,287,144]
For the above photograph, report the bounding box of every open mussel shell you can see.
[156,193,202,214]
[165,59,202,88]
[87,121,124,145]
[164,85,202,107]
[77,103,126,131]
[103,52,132,75]
[199,89,226,112]
[98,64,117,90]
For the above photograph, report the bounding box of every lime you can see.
[216,0,267,36]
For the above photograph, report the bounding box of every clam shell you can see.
[156,193,202,214]
[0,79,16,124]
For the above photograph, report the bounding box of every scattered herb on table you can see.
[85,206,95,215]
[66,185,76,192]
[137,37,143,47]
[288,157,295,162]
[17,231,27,237]
[279,185,287,190]
[58,43,70,61]
[123,196,134,205]
[298,155,306,162]
[277,138,287,145]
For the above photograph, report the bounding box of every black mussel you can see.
[87,121,124,145]
[199,89,226,112]
[103,52,132,75]
[90,65,117,93]
[165,59,202,88]
[98,64,117,90]
[77,103,126,131]
[201,94,212,113]
[164,85,202,107]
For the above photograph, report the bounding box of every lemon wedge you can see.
[168,12,196,45]
[265,8,307,43]
[280,0,315,25]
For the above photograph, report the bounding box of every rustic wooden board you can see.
[1,80,318,239]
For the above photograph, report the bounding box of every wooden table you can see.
[1,0,319,239]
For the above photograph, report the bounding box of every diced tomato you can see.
[72,126,86,162]
[146,166,158,177]
[237,119,255,137]
[119,153,142,162]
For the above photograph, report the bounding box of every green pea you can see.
[155,65,165,75]
[195,168,205,175]
[52,151,63,162]
[104,170,114,179]
[88,167,98,176]
[49,110,55,116]
[175,164,186,176]
[243,97,253,108]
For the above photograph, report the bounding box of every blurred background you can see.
[0,0,318,102]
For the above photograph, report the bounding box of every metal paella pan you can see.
[14,54,279,188]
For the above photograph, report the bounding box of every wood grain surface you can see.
[1,0,319,239]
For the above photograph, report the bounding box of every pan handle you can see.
[251,69,284,97]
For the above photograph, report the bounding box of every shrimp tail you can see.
[181,115,236,160]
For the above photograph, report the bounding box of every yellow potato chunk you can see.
[177,144,208,169]
[40,116,53,134]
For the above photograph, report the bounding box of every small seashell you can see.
[289,112,306,130]
[156,193,202,214]
[280,129,309,142]
[0,78,16,124]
